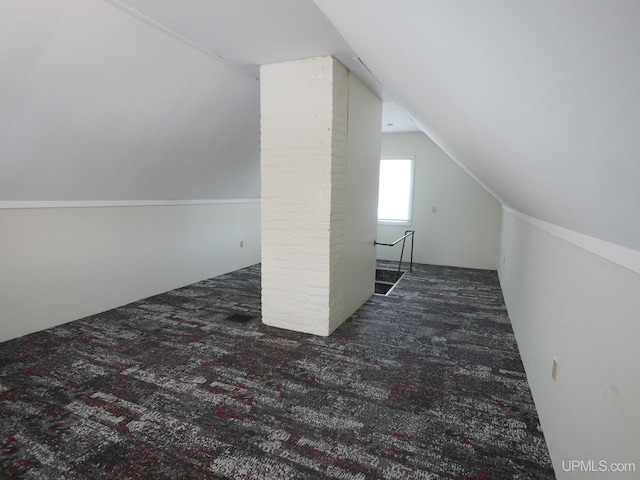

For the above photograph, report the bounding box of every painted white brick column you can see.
[260,56,349,336]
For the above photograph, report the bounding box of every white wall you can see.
[1,1,264,345]
[0,202,261,343]
[377,132,501,270]
[499,210,640,479]
[343,73,382,320]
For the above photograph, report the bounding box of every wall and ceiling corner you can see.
[260,56,381,336]
[498,209,640,479]
[4,9,639,476]
[0,1,263,343]
[377,132,502,271]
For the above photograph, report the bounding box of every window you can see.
[377,157,414,225]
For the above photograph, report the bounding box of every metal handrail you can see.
[374,230,415,273]
[373,231,414,247]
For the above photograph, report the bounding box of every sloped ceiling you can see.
[2,1,638,251]
[0,0,260,200]
[0,0,412,203]
[313,0,640,251]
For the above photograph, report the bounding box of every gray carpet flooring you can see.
[0,261,555,479]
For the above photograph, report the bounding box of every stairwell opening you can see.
[374,268,406,295]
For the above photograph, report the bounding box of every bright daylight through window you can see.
[377,158,414,225]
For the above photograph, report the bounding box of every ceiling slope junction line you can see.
[103,0,259,81]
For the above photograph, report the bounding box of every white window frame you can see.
[377,157,415,226]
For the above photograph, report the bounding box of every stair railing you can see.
[374,230,415,273]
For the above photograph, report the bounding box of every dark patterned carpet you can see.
[0,262,555,479]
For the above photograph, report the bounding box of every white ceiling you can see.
[108,0,417,126]
[108,0,349,79]
[1,0,263,201]
[313,0,640,250]
[2,0,638,251]
[0,0,413,203]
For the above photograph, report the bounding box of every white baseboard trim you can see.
[0,199,261,209]
[503,206,640,275]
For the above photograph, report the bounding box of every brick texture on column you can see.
[260,56,349,336]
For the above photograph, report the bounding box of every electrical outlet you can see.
[432,206,437,213]
[552,357,559,381]
[240,241,244,248]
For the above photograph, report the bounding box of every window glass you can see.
[377,158,414,225]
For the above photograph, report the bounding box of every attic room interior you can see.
[1,1,639,479]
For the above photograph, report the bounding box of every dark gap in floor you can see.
[226,312,254,323]
[375,268,405,295]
